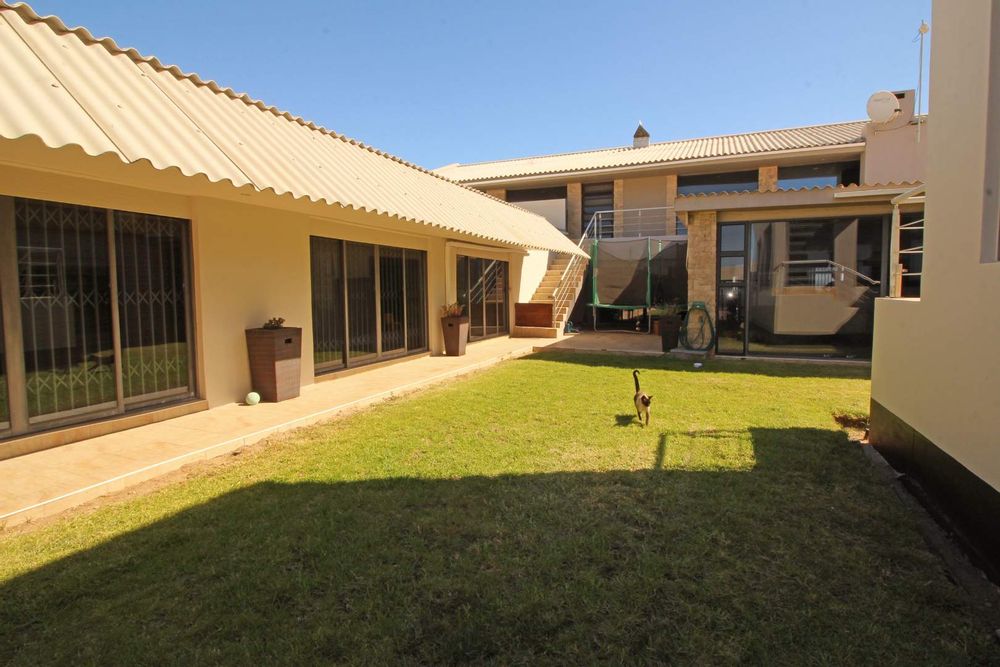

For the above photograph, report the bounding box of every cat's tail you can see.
[633,369,640,393]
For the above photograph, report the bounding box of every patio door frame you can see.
[0,195,196,439]
[456,254,510,342]
[310,237,429,375]
[715,216,891,358]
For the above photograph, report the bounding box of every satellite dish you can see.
[867,91,900,124]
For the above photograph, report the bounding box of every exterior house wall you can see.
[623,175,668,210]
[870,0,1000,569]
[863,122,928,185]
[0,162,542,422]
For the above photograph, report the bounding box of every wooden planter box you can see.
[245,327,302,402]
[441,316,469,356]
[514,302,554,327]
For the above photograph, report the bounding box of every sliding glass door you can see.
[717,217,887,358]
[0,196,194,438]
[310,238,428,373]
[456,255,509,341]
[115,212,192,405]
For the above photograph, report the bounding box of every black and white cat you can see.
[633,370,652,427]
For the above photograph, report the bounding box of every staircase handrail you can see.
[549,214,597,326]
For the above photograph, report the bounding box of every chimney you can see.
[633,122,650,148]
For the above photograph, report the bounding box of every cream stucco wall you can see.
[871,0,1000,491]
[0,152,544,412]
[623,175,668,210]
[863,121,928,185]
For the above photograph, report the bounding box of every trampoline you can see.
[587,235,688,332]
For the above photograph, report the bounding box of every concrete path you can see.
[0,336,558,529]
[544,331,664,355]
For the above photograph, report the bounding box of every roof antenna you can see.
[915,20,929,142]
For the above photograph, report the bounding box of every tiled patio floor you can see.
[0,336,560,529]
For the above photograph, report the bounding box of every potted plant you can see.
[440,303,469,356]
[245,317,302,402]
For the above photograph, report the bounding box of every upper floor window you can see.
[778,162,860,190]
[677,171,758,196]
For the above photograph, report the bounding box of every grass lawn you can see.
[1,352,995,664]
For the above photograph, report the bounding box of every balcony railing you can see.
[889,185,926,297]
[591,207,685,238]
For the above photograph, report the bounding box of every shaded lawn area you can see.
[1,353,995,664]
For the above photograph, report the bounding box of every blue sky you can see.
[29,0,932,169]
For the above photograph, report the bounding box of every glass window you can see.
[345,242,377,360]
[777,162,860,190]
[583,183,614,238]
[2,197,195,436]
[677,171,758,196]
[310,239,428,373]
[310,237,345,370]
[114,212,192,404]
[719,224,745,253]
[745,217,886,359]
[17,199,116,420]
[457,255,509,341]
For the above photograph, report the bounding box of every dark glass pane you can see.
[719,256,745,283]
[469,258,485,339]
[404,250,427,351]
[459,255,508,341]
[310,237,345,369]
[719,224,745,253]
[114,212,191,402]
[717,284,745,355]
[16,199,115,419]
[747,218,884,359]
[583,182,615,238]
[346,242,376,358]
[778,162,861,190]
[379,247,405,353]
[457,255,469,320]
[677,171,758,196]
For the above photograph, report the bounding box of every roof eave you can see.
[448,143,867,187]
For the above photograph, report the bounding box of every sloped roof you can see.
[435,121,869,183]
[0,2,583,256]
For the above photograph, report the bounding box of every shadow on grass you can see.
[526,350,872,380]
[614,413,637,427]
[0,428,984,664]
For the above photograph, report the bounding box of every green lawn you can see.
[1,353,995,664]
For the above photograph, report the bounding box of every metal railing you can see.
[889,185,926,297]
[772,260,880,288]
[591,206,684,238]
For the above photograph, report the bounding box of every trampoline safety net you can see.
[589,237,688,309]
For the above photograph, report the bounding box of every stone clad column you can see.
[758,166,778,192]
[665,174,678,234]
[566,182,583,239]
[687,210,718,317]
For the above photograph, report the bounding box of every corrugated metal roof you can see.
[0,2,584,257]
[435,121,868,183]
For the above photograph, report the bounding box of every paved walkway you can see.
[545,331,663,355]
[1,336,559,529]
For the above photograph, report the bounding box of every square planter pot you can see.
[441,316,469,356]
[245,327,302,402]
[659,315,682,352]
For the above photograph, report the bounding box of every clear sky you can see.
[28,0,932,169]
